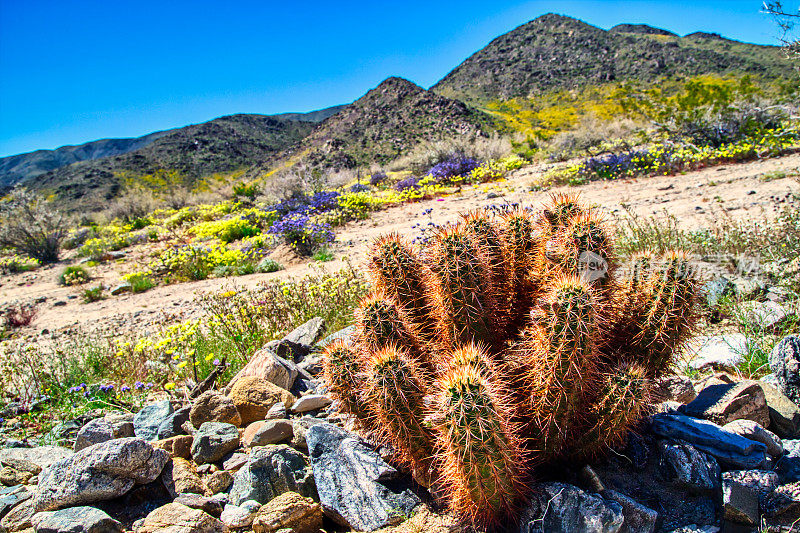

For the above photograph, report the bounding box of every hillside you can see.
[287,77,493,170]
[432,13,798,103]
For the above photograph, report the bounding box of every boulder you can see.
[721,419,783,457]
[650,413,768,469]
[243,420,293,447]
[220,500,261,529]
[0,447,72,471]
[770,335,800,405]
[189,392,241,428]
[0,496,35,531]
[33,438,169,512]
[0,457,41,486]
[758,381,800,438]
[190,423,240,465]
[686,335,749,370]
[653,375,697,404]
[228,445,315,506]
[251,491,322,533]
[74,416,135,452]
[31,506,122,533]
[137,502,226,533]
[0,486,31,520]
[776,439,800,482]
[133,401,174,442]
[205,471,234,495]
[284,317,326,346]
[721,478,758,526]
[162,458,206,497]
[228,377,295,426]
[291,395,331,414]
[519,482,624,533]
[306,423,419,531]
[603,490,657,533]
[762,480,800,525]
[658,441,720,493]
[156,407,191,440]
[723,470,779,504]
[172,494,224,518]
[265,403,287,420]
[228,349,299,392]
[680,381,769,428]
[153,436,193,460]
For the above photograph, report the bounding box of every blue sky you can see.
[0,0,790,157]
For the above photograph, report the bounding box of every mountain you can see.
[26,114,315,210]
[432,13,797,103]
[0,105,346,191]
[288,77,492,170]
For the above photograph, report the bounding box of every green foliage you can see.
[312,248,334,262]
[189,217,261,243]
[122,272,156,293]
[82,285,105,303]
[256,257,283,273]
[59,266,90,286]
[0,189,66,263]
[0,255,39,274]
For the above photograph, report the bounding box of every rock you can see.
[0,447,71,471]
[722,478,758,525]
[133,401,174,442]
[0,457,41,485]
[191,423,240,465]
[0,486,31,520]
[686,334,749,370]
[681,380,769,428]
[31,506,122,533]
[222,453,249,473]
[265,403,287,420]
[110,283,132,296]
[190,392,242,428]
[33,438,169,512]
[173,494,224,518]
[776,439,800,482]
[156,407,191,440]
[266,339,312,363]
[702,276,734,308]
[722,419,783,456]
[153,436,193,460]
[220,500,261,529]
[762,480,800,524]
[658,441,720,493]
[297,354,324,376]
[162,458,206,497]
[228,445,315,506]
[650,413,768,469]
[228,349,299,392]
[665,526,720,533]
[137,503,226,533]
[228,377,295,426]
[243,420,293,447]
[519,482,624,533]
[743,300,792,331]
[205,471,233,495]
[729,277,765,300]
[603,490,657,533]
[291,418,324,452]
[284,317,326,346]
[251,491,322,533]
[723,470,779,503]
[290,395,331,414]
[317,325,355,349]
[758,381,800,438]
[770,335,800,405]
[74,417,135,452]
[306,423,419,531]
[0,497,35,531]
[653,375,697,404]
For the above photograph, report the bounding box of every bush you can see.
[350,183,370,193]
[2,304,38,328]
[394,177,420,191]
[59,266,90,286]
[122,272,155,293]
[312,248,334,262]
[428,155,481,181]
[268,213,334,256]
[369,171,388,186]
[256,258,284,273]
[0,255,39,274]
[0,190,66,263]
[82,286,105,303]
[189,218,261,243]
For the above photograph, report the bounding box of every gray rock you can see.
[190,422,240,465]
[650,413,768,469]
[297,354,324,375]
[0,485,31,520]
[291,417,325,452]
[519,482,624,533]
[133,401,174,441]
[173,493,224,518]
[248,420,294,447]
[721,419,783,456]
[306,423,419,531]
[744,300,792,331]
[730,277,765,300]
[702,276,734,308]
[681,380,769,428]
[0,448,71,471]
[776,439,800,482]
[228,445,315,506]
[758,381,800,438]
[603,490,657,533]
[33,438,169,512]
[31,506,122,533]
[665,527,720,533]
[0,496,35,531]
[222,453,249,473]
[762,480,800,523]
[686,335,749,370]
[284,317,326,346]
[317,325,356,349]
[291,395,332,414]
[265,403,287,420]
[658,441,720,493]
[653,375,697,404]
[156,406,191,440]
[109,283,131,296]
[220,500,261,529]
[722,478,759,525]
[770,335,800,406]
[47,421,83,444]
[723,470,779,504]
[73,417,135,452]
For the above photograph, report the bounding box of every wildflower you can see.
[177,361,188,369]
[134,381,144,390]
[213,358,221,366]
[164,382,176,390]
[121,385,130,392]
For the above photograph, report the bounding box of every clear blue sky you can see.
[0,0,789,157]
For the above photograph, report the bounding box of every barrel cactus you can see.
[322,194,698,528]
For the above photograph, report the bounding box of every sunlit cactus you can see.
[323,195,698,529]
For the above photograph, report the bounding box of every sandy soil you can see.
[1,153,798,338]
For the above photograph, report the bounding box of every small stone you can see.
[776,439,800,482]
[653,375,697,404]
[265,403,287,420]
[222,453,249,472]
[0,497,35,531]
[722,419,783,456]
[228,349,299,391]
[251,491,323,533]
[191,422,240,465]
[317,325,356,349]
[603,490,657,533]
[173,493,224,517]
[206,471,234,494]
[770,335,800,406]
[681,380,769,428]
[722,478,758,525]
[228,445,315,506]
[686,334,749,370]
[743,301,792,331]
[758,381,800,438]
[658,441,721,493]
[291,395,332,414]
[31,506,122,533]
[283,317,326,346]
[74,416,135,452]
[190,391,242,428]
[244,420,294,447]
[153,435,193,460]
[763,480,800,523]
[291,417,324,451]
[220,500,261,529]
[518,482,624,533]
[723,470,779,506]
[110,283,132,295]
[162,457,207,497]
[138,502,226,533]
[133,400,174,442]
[228,377,295,426]
[156,406,191,440]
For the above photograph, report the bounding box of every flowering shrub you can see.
[428,155,480,181]
[152,243,260,281]
[189,217,260,243]
[122,271,155,293]
[0,255,39,274]
[369,171,387,186]
[350,183,370,193]
[269,213,334,256]
[395,176,420,191]
[59,266,90,286]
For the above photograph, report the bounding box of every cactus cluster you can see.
[322,194,698,528]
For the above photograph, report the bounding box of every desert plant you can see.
[82,286,105,303]
[59,266,90,286]
[0,189,66,263]
[122,272,156,293]
[322,195,699,528]
[2,304,38,329]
